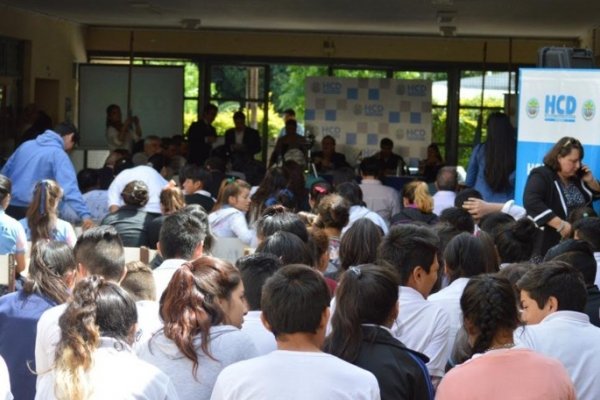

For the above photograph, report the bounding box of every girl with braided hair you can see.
[20,179,77,247]
[36,275,177,399]
[437,274,575,399]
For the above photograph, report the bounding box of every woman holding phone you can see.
[523,136,600,257]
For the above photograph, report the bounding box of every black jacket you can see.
[224,127,261,157]
[391,207,438,226]
[187,120,217,166]
[524,165,599,256]
[586,285,600,328]
[354,326,434,400]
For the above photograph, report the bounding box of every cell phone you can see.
[576,167,585,179]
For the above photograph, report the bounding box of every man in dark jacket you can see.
[224,111,261,159]
[187,103,218,166]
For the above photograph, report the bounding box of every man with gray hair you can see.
[433,166,458,216]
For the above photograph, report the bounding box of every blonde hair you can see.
[402,181,433,213]
[54,276,137,400]
[213,178,250,211]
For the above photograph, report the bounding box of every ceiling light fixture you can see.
[439,26,457,37]
[436,11,455,25]
[180,18,201,30]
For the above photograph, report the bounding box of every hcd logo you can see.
[582,100,595,121]
[526,98,539,118]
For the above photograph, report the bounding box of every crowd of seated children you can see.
[4,123,600,400]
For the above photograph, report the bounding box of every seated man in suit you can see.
[370,138,409,176]
[224,111,261,159]
[311,135,349,173]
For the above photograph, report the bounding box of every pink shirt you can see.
[436,348,575,400]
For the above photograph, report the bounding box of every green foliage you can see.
[270,65,329,120]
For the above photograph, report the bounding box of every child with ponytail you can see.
[138,255,257,400]
[21,179,76,247]
[208,178,256,245]
[0,174,27,278]
[391,180,438,225]
[325,264,434,400]
[36,275,177,399]
[0,241,76,400]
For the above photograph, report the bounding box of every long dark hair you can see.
[324,264,399,362]
[443,232,486,282]
[461,274,519,355]
[158,256,241,376]
[483,112,516,192]
[339,218,382,271]
[23,241,75,304]
[0,174,11,204]
[250,167,287,220]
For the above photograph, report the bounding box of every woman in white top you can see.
[105,104,142,152]
[208,178,256,245]
[137,256,258,400]
[36,276,178,400]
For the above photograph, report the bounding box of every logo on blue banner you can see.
[544,95,577,122]
[582,100,596,121]
[526,98,540,118]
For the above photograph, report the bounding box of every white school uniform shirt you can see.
[432,190,456,216]
[211,350,380,400]
[515,311,600,400]
[107,165,168,214]
[35,301,165,383]
[343,205,389,236]
[241,310,277,356]
[152,258,188,300]
[427,277,470,352]
[36,337,179,400]
[392,285,451,378]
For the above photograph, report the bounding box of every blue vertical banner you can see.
[515,69,600,206]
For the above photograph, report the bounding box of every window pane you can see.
[210,65,265,101]
[184,99,197,134]
[270,64,328,122]
[457,107,503,167]
[459,70,516,107]
[432,106,447,144]
[394,71,448,106]
[184,62,199,98]
[332,69,387,78]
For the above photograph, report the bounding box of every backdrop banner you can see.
[304,77,432,167]
[515,68,600,206]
